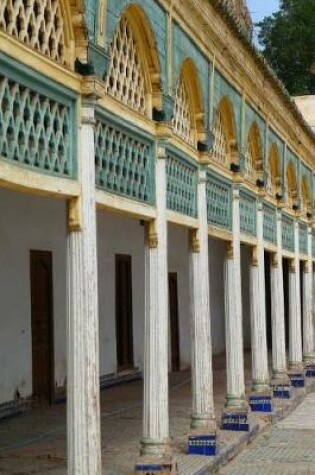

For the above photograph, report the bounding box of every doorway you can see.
[30,250,54,405]
[115,254,134,371]
[168,272,180,371]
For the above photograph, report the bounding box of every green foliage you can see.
[257,0,315,95]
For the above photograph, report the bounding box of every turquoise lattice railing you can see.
[263,203,277,244]
[166,151,197,217]
[0,76,74,177]
[239,190,257,236]
[299,224,308,254]
[95,118,154,204]
[206,172,232,230]
[282,215,294,252]
[313,231,315,258]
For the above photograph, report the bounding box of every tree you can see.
[257,0,315,96]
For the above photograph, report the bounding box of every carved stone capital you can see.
[226,241,234,259]
[271,253,279,268]
[189,229,200,253]
[68,197,82,232]
[289,260,296,274]
[146,221,158,249]
[251,246,258,266]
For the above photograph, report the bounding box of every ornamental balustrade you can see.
[299,223,308,254]
[313,231,315,258]
[95,117,154,204]
[166,151,197,217]
[206,172,232,230]
[282,214,295,252]
[263,203,277,244]
[0,0,68,66]
[0,75,74,177]
[239,190,257,236]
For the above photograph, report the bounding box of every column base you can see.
[140,438,170,457]
[221,406,249,432]
[225,393,247,409]
[188,428,217,457]
[249,391,272,413]
[288,369,305,388]
[271,376,291,399]
[305,364,315,378]
[190,412,216,431]
[135,456,177,475]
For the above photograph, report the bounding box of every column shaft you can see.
[224,187,246,407]
[270,211,287,381]
[303,228,314,363]
[250,204,269,391]
[67,104,101,474]
[141,147,169,456]
[189,168,215,430]
[289,222,303,371]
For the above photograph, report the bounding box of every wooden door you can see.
[115,254,134,371]
[168,273,180,372]
[30,250,54,405]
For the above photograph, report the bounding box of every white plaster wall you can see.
[97,211,145,376]
[0,188,67,405]
[241,244,252,349]
[208,237,226,355]
[168,224,190,369]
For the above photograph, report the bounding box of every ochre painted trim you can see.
[167,210,199,229]
[208,225,233,242]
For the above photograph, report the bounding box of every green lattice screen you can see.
[263,203,277,244]
[282,214,294,251]
[0,76,74,177]
[166,151,197,217]
[206,172,232,230]
[239,190,257,236]
[95,117,154,204]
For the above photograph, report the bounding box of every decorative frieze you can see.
[263,203,277,244]
[95,117,154,204]
[206,172,232,230]
[239,190,256,236]
[166,151,197,217]
[0,75,74,177]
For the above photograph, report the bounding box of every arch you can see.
[172,58,205,148]
[0,0,75,67]
[212,96,237,168]
[268,144,281,195]
[104,4,161,116]
[244,122,262,183]
[286,160,298,206]
[301,175,311,212]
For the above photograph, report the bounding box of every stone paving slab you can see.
[220,392,315,475]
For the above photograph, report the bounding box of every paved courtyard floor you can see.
[0,352,313,475]
[219,392,315,475]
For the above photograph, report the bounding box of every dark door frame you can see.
[168,272,180,372]
[30,250,54,405]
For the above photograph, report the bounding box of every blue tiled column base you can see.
[135,463,164,473]
[221,411,249,431]
[134,456,176,474]
[188,434,216,456]
[249,395,272,412]
[289,373,305,387]
[273,385,292,399]
[305,366,315,377]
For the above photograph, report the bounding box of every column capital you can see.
[81,104,96,126]
[197,167,207,184]
[145,221,158,249]
[290,260,296,273]
[251,246,258,266]
[226,241,234,259]
[232,187,240,200]
[68,197,82,232]
[303,260,310,273]
[157,146,167,160]
[189,228,200,253]
[271,252,279,268]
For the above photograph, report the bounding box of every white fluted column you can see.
[303,228,315,364]
[289,221,303,372]
[141,146,169,456]
[189,167,215,431]
[270,211,288,382]
[224,186,246,408]
[67,103,101,474]
[250,202,269,392]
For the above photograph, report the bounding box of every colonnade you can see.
[66,100,315,474]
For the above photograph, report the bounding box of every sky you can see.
[246,0,280,45]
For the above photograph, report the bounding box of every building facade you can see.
[0,0,315,473]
